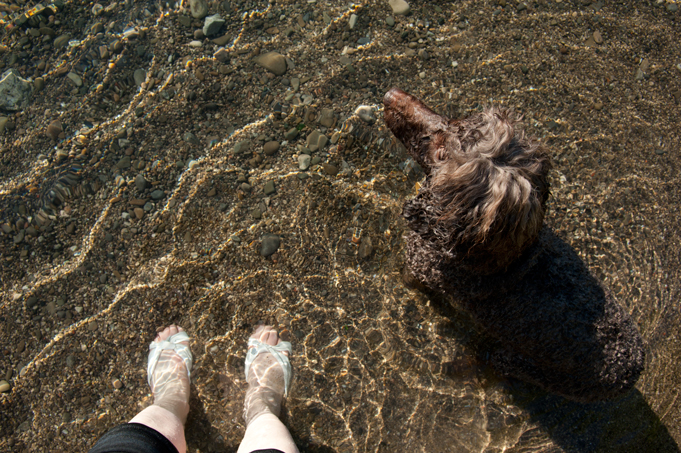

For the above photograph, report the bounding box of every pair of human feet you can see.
[148,324,290,427]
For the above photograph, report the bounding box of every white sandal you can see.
[245,337,293,396]
[147,330,193,388]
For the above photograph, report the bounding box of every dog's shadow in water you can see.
[421,270,679,453]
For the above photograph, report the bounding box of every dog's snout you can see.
[383,87,408,110]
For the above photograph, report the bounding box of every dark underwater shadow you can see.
[184,386,235,452]
[421,289,680,453]
[504,380,679,453]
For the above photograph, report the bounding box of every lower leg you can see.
[131,325,191,453]
[237,325,299,453]
[238,413,298,453]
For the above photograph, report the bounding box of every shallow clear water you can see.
[0,0,679,451]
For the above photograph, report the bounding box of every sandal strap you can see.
[245,338,293,396]
[147,331,193,388]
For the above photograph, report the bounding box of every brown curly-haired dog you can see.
[384,87,645,402]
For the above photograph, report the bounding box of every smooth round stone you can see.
[349,14,358,30]
[593,30,603,44]
[133,69,146,86]
[135,174,148,191]
[0,380,10,393]
[386,16,395,27]
[322,163,338,176]
[151,189,164,200]
[0,117,7,134]
[188,40,203,47]
[53,34,71,48]
[254,52,287,76]
[190,0,209,19]
[389,0,410,15]
[285,128,299,140]
[113,379,123,389]
[260,233,280,257]
[66,72,82,87]
[298,154,311,170]
[46,120,63,140]
[264,141,280,155]
[264,180,275,195]
[34,77,45,91]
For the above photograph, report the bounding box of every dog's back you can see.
[385,88,645,402]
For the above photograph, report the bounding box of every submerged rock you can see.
[0,69,33,111]
[254,52,287,76]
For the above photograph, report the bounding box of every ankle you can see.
[243,387,282,426]
[154,397,190,425]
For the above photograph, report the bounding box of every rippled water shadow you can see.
[415,239,678,452]
[507,385,679,453]
[186,389,233,453]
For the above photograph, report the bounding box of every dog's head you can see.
[384,88,551,273]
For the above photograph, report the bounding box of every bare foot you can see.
[148,325,191,424]
[243,325,291,426]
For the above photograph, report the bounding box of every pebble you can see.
[151,189,164,200]
[190,0,209,19]
[34,77,44,91]
[213,35,230,46]
[319,108,336,127]
[285,128,299,140]
[322,163,338,176]
[388,0,410,15]
[264,181,275,195]
[66,72,82,87]
[203,14,225,36]
[0,69,33,111]
[135,174,148,191]
[134,208,144,219]
[593,30,603,44]
[13,229,24,244]
[349,14,358,30]
[359,236,373,259]
[46,120,62,140]
[188,40,203,48]
[386,16,395,27]
[306,130,328,152]
[260,233,280,257]
[668,3,678,12]
[254,52,287,76]
[233,139,250,154]
[113,378,123,389]
[264,141,280,155]
[184,132,200,145]
[355,105,377,124]
[53,34,70,48]
[117,156,131,169]
[0,380,10,393]
[0,117,7,134]
[134,69,146,87]
[298,154,311,170]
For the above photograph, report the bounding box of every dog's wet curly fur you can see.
[384,87,645,402]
